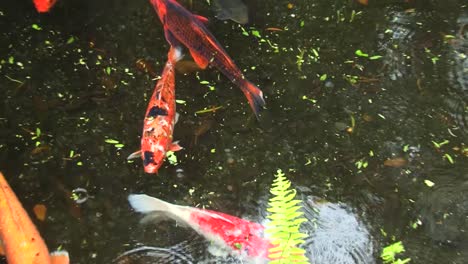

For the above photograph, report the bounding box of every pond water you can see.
[0,0,467,263]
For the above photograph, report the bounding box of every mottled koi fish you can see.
[128,46,183,174]
[128,194,273,262]
[150,0,265,118]
[0,172,69,264]
[33,0,57,13]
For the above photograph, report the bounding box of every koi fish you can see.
[0,172,69,264]
[33,0,57,13]
[128,46,183,174]
[128,194,272,261]
[149,0,265,118]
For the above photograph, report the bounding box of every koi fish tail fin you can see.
[128,194,172,214]
[240,80,265,119]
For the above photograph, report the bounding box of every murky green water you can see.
[0,0,467,263]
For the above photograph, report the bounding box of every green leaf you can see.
[355,49,368,57]
[66,36,75,44]
[444,153,454,164]
[105,139,119,144]
[319,74,327,81]
[166,151,178,165]
[32,24,42,30]
[251,30,261,38]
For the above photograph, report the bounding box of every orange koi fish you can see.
[33,0,57,13]
[0,172,69,264]
[128,46,183,174]
[150,0,265,118]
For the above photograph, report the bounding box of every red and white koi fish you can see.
[128,194,273,261]
[128,46,183,174]
[33,0,57,13]
[0,172,69,264]
[149,0,265,118]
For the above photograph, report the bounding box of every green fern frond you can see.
[265,169,310,263]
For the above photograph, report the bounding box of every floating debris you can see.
[33,204,47,222]
[71,188,90,204]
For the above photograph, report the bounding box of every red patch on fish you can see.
[189,209,272,258]
[33,0,57,13]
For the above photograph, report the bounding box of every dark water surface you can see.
[0,0,467,263]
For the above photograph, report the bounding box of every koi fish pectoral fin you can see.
[169,141,183,152]
[164,28,182,48]
[50,250,70,264]
[175,112,180,124]
[189,49,210,69]
[127,150,142,160]
[140,211,172,225]
[194,14,209,25]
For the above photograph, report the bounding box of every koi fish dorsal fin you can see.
[189,49,209,69]
[194,14,209,25]
[50,250,69,264]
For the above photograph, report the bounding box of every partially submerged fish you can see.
[212,0,249,24]
[128,194,272,261]
[128,46,183,174]
[33,0,57,13]
[0,172,69,264]
[149,0,265,118]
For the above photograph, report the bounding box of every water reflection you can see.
[446,11,468,134]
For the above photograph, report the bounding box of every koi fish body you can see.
[0,172,69,264]
[128,194,272,261]
[150,0,265,117]
[129,46,183,173]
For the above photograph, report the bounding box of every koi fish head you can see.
[33,0,57,13]
[141,137,173,174]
